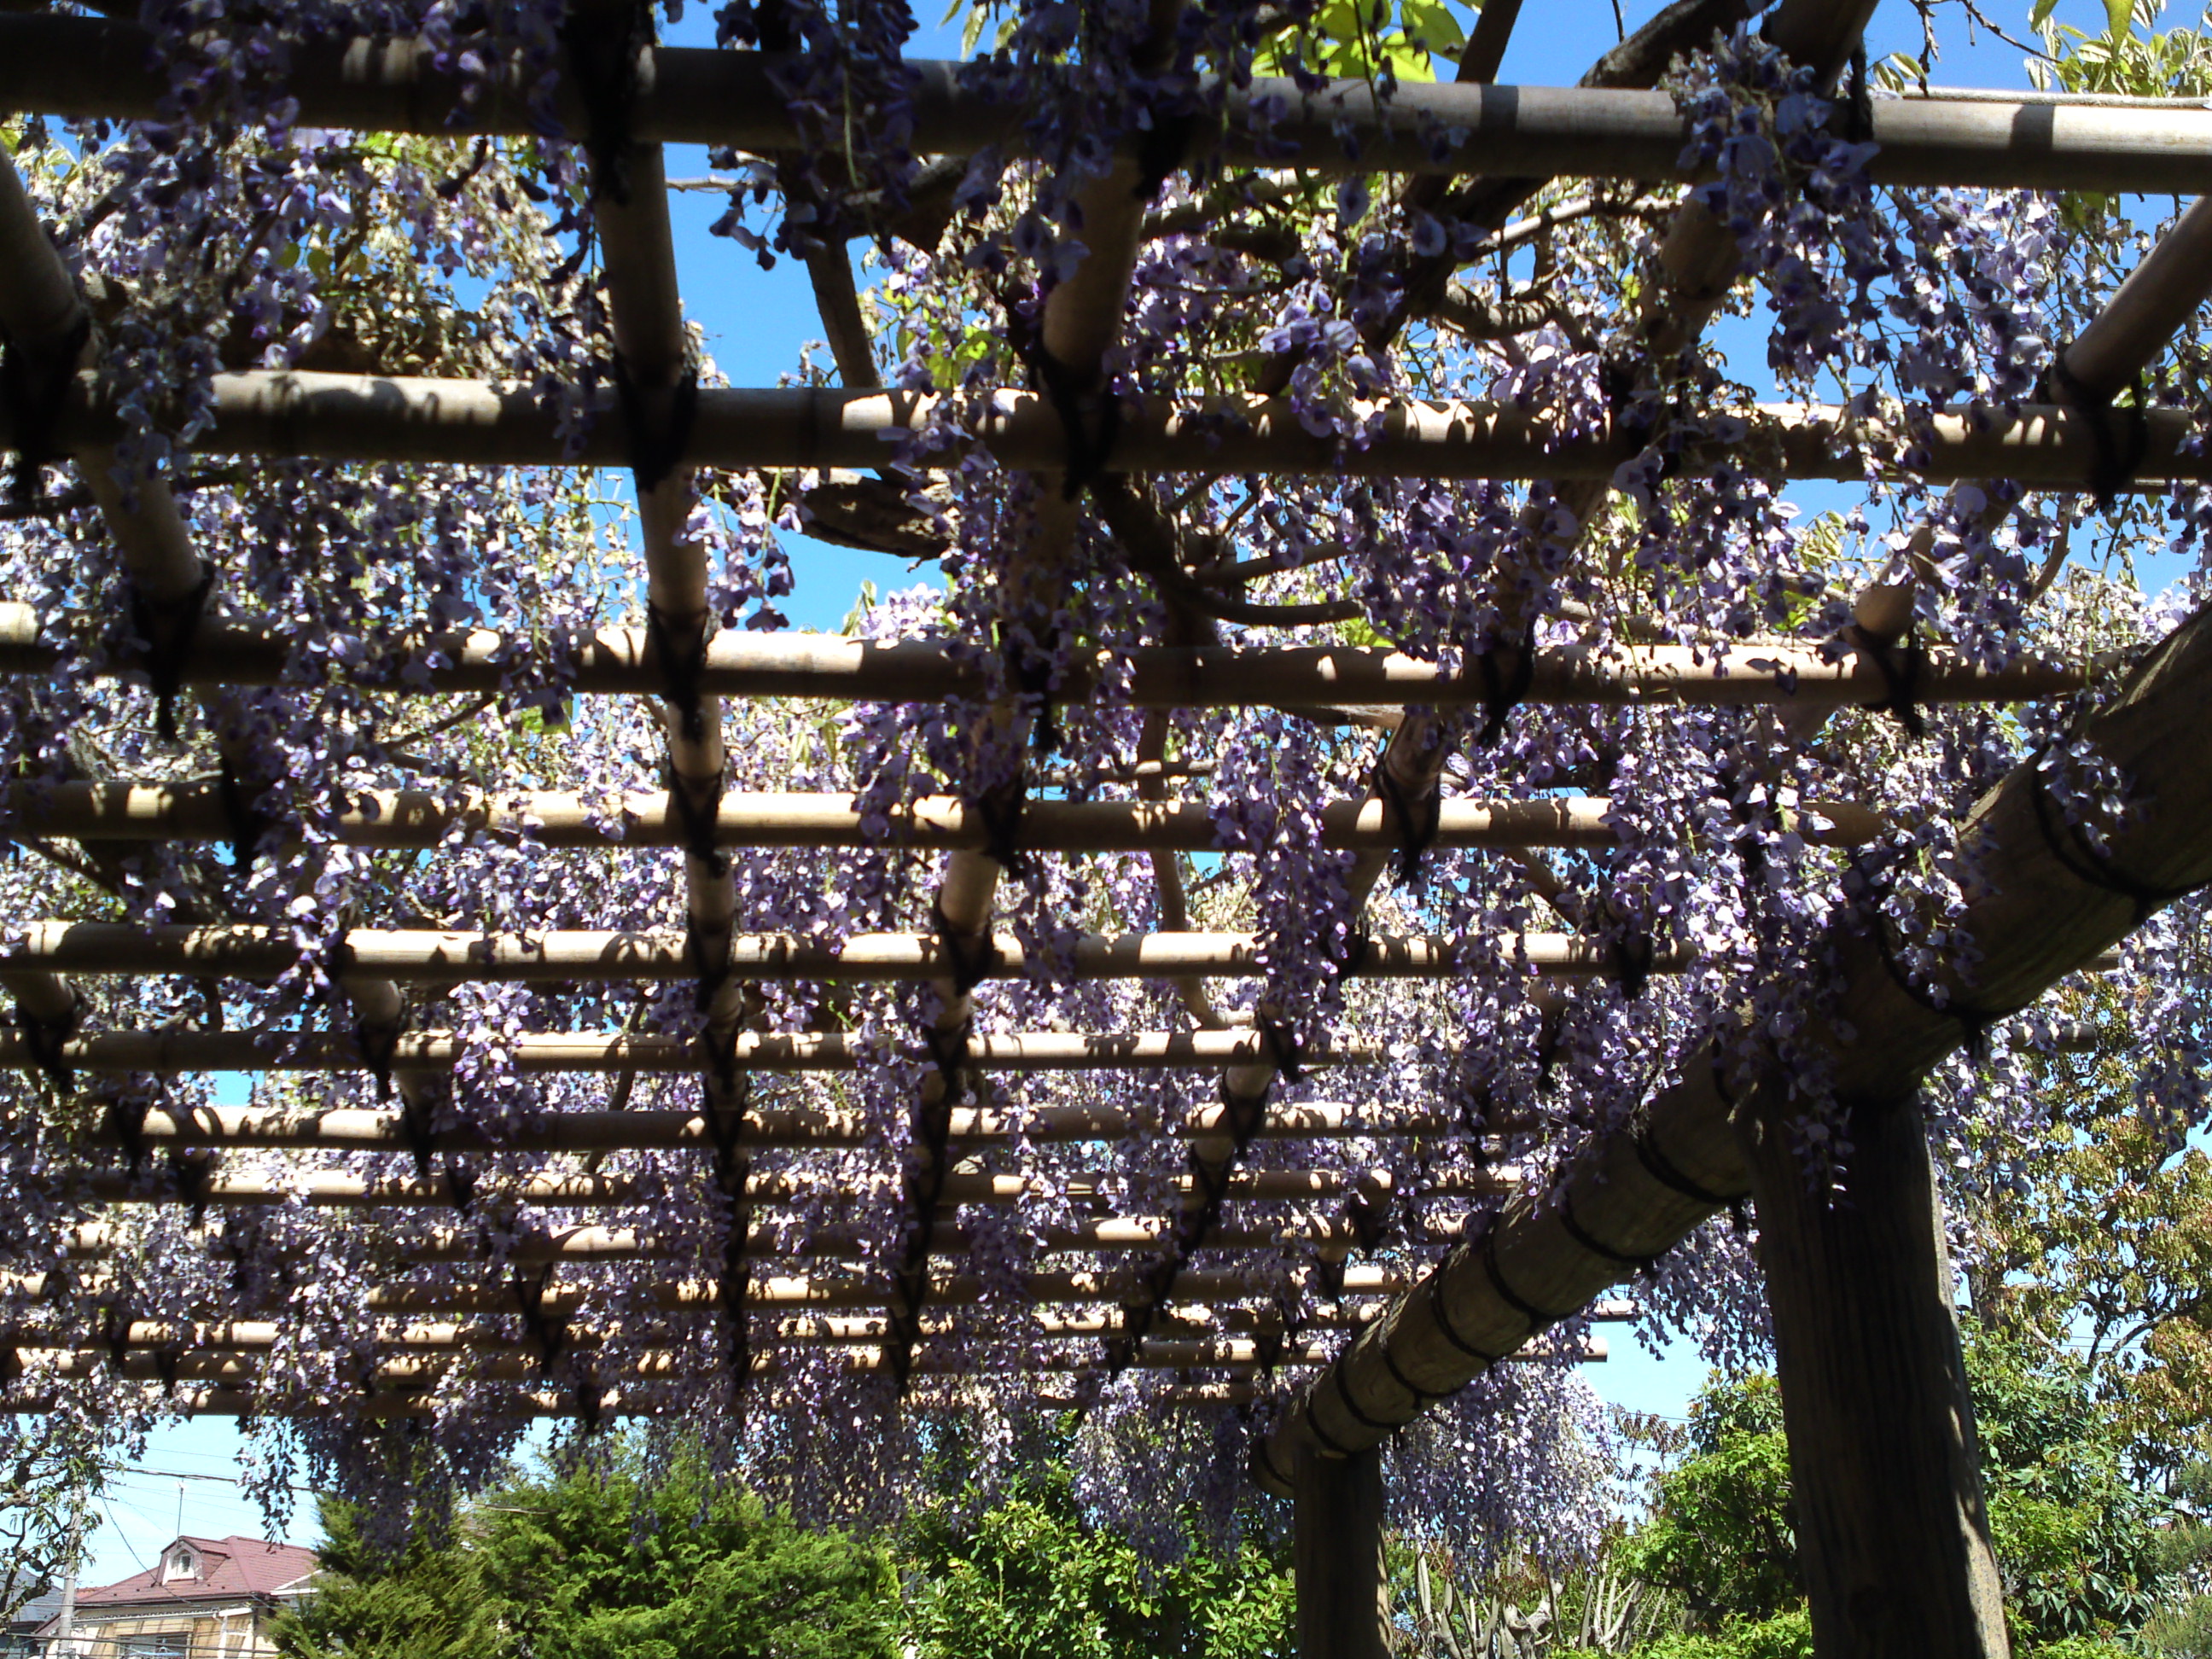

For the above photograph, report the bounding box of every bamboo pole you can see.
[1258,595,2212,1487]
[0,605,2091,707]
[55,1162,1510,1211]
[9,786,1875,853]
[2058,195,2212,404]
[3,1316,1599,1365]
[19,372,2212,489]
[563,0,766,1372]
[7,15,2212,192]
[13,1026,1371,1081]
[1,1264,1640,1318]
[0,1334,1606,1419]
[0,1340,1359,1380]
[57,1209,1473,1263]
[97,1093,1471,1154]
[0,923,1681,982]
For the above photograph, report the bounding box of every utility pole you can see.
[51,1500,81,1659]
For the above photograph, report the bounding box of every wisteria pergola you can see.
[7,0,2212,1654]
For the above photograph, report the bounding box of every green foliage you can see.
[901,1466,1292,1659]
[1962,984,2212,1476]
[1254,0,1467,83]
[1964,1330,2166,1639]
[2030,0,2212,97]
[2032,1639,2141,1659]
[0,1437,104,1626]
[271,1501,501,1659]
[1603,1610,1813,1659]
[2145,1594,2212,1657]
[1615,1400,1799,1631]
[1615,1331,2169,1650]
[273,1441,899,1659]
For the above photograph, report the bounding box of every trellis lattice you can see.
[1,0,2210,1585]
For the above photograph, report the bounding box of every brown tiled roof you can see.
[73,1536,317,1605]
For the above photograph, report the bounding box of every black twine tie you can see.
[2027,744,2203,928]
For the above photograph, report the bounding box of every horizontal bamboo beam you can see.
[109,1097,1495,1151]
[61,1163,1509,1210]
[4,1273,1645,1327]
[5,1307,1382,1349]
[0,783,1888,853]
[4,1342,1367,1381]
[58,1211,1468,1263]
[13,1026,1357,1079]
[19,1301,1603,1352]
[9,373,2210,492]
[6,15,2212,193]
[0,1336,1604,1418]
[0,1329,1604,1393]
[0,1267,1638,1319]
[0,1332,1604,1381]
[0,923,1675,984]
[0,603,2087,708]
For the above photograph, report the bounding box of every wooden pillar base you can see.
[1740,1085,2011,1659]
[1294,1444,1389,1659]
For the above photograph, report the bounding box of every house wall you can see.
[58,1606,276,1659]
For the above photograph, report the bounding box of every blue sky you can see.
[61,0,2141,1585]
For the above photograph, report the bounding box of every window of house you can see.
[159,1545,197,1583]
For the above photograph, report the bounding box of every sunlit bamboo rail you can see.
[0,923,1680,983]
[6,373,2210,492]
[101,1097,1497,1152]
[9,14,2212,194]
[0,1363,1598,1417]
[0,783,1892,853]
[3,1027,1368,1080]
[55,1162,1510,1210]
[0,604,2090,707]
[0,1267,1641,1321]
[55,1212,1471,1263]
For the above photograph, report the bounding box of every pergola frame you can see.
[0,3,2205,1656]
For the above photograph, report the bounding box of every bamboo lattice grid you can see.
[0,0,2188,1461]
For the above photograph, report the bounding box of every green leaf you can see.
[2106,0,2133,38]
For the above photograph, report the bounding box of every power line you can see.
[100,1459,319,1496]
[95,1497,147,1575]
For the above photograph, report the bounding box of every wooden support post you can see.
[1294,1447,1390,1659]
[1738,1085,2010,1659]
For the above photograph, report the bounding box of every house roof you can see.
[8,1589,63,1633]
[68,1536,317,1608]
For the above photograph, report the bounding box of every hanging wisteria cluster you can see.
[0,0,2206,1575]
